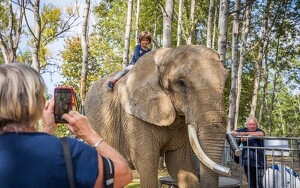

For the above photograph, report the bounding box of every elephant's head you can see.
[118,45,229,186]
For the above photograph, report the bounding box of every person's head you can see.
[138,31,152,45]
[0,63,46,130]
[245,116,258,131]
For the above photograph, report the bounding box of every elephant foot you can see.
[177,170,200,188]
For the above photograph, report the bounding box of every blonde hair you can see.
[0,63,46,129]
[138,31,152,43]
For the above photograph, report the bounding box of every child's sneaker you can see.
[107,81,115,90]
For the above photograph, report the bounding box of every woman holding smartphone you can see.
[0,63,132,188]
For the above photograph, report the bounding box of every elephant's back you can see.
[85,77,129,158]
[85,77,113,128]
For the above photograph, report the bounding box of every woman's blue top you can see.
[0,132,98,188]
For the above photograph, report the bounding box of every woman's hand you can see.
[62,111,100,146]
[42,99,57,134]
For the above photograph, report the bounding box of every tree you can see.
[176,0,183,47]
[122,0,133,67]
[235,0,251,129]
[135,0,140,45]
[206,0,215,48]
[162,0,174,47]
[22,0,79,72]
[217,0,229,64]
[186,0,195,44]
[27,0,41,71]
[228,0,240,131]
[80,0,90,104]
[0,0,24,64]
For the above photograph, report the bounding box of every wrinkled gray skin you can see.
[85,45,228,188]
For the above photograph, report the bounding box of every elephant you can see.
[85,45,230,187]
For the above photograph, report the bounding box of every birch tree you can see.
[228,0,240,130]
[212,2,218,49]
[176,0,183,47]
[206,0,214,48]
[235,0,251,129]
[0,0,24,64]
[217,0,229,64]
[21,0,79,72]
[258,1,289,124]
[162,0,174,47]
[187,0,195,44]
[122,0,133,67]
[135,0,140,45]
[250,0,271,117]
[80,0,90,104]
[27,0,41,71]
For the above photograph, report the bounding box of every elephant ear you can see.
[118,48,176,126]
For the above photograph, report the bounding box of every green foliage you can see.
[54,124,73,137]
[60,36,122,95]
[41,6,62,42]
[0,0,21,51]
[259,75,300,137]
[0,1,9,31]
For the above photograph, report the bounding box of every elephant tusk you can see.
[188,124,231,177]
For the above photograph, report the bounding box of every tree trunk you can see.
[0,1,23,64]
[163,0,174,48]
[0,34,10,64]
[258,43,270,124]
[217,0,229,64]
[206,0,214,48]
[258,2,287,124]
[32,0,41,72]
[250,0,271,117]
[268,37,280,135]
[235,0,251,129]
[122,0,133,67]
[177,0,183,47]
[135,0,140,45]
[212,2,218,50]
[228,0,240,131]
[187,0,195,44]
[80,0,90,104]
[268,71,278,135]
[0,1,24,63]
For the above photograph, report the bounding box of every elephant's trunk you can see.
[188,124,231,176]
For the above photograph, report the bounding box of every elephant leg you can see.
[126,121,161,187]
[130,149,160,188]
[165,147,200,188]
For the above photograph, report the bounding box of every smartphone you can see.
[54,87,74,123]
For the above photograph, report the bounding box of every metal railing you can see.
[223,136,300,188]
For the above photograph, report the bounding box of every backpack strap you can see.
[60,137,77,188]
[101,156,114,188]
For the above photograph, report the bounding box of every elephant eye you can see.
[177,79,187,88]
